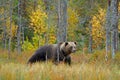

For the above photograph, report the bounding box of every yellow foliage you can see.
[0,7,18,39]
[31,26,56,48]
[0,17,18,38]
[47,27,56,44]
[11,24,17,37]
[91,8,106,48]
[32,34,46,47]
[67,7,79,40]
[28,8,56,48]
[7,21,17,38]
[68,8,79,25]
[0,8,4,17]
[22,7,56,50]
[29,8,47,35]
[118,2,120,12]
[22,38,36,51]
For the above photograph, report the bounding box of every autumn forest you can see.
[0,0,120,80]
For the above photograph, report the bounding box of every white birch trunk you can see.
[57,0,67,43]
[17,0,22,54]
[105,0,111,61]
[111,0,118,59]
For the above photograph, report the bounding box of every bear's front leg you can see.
[64,56,71,65]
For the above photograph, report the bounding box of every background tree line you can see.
[0,0,120,59]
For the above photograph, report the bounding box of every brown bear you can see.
[27,42,77,65]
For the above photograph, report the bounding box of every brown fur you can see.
[27,42,77,65]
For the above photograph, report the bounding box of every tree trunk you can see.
[88,0,93,53]
[88,23,92,53]
[21,0,27,44]
[33,0,37,11]
[3,5,7,50]
[105,0,111,61]
[111,0,118,59]
[57,0,67,43]
[17,0,22,54]
[8,0,13,59]
[21,23,24,44]
[44,0,50,44]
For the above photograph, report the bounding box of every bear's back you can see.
[36,44,58,59]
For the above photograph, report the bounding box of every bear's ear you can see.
[58,42,63,46]
[65,42,68,47]
[59,42,63,45]
[74,42,77,45]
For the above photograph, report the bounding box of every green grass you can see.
[0,49,120,80]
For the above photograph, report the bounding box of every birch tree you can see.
[8,0,13,59]
[88,0,93,53]
[105,0,111,60]
[44,0,50,44]
[57,0,67,43]
[3,2,7,50]
[111,0,119,59]
[17,0,22,54]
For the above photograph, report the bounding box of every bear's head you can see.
[60,42,77,56]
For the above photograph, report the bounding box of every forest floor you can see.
[0,49,120,80]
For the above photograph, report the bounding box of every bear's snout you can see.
[72,49,76,53]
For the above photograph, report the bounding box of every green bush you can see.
[22,39,35,51]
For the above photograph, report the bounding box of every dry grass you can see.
[0,62,120,80]
[0,49,120,80]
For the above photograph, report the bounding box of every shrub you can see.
[89,50,112,63]
[114,52,120,65]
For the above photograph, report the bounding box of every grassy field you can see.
[0,49,120,80]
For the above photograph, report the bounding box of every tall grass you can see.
[0,49,120,80]
[0,62,120,80]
